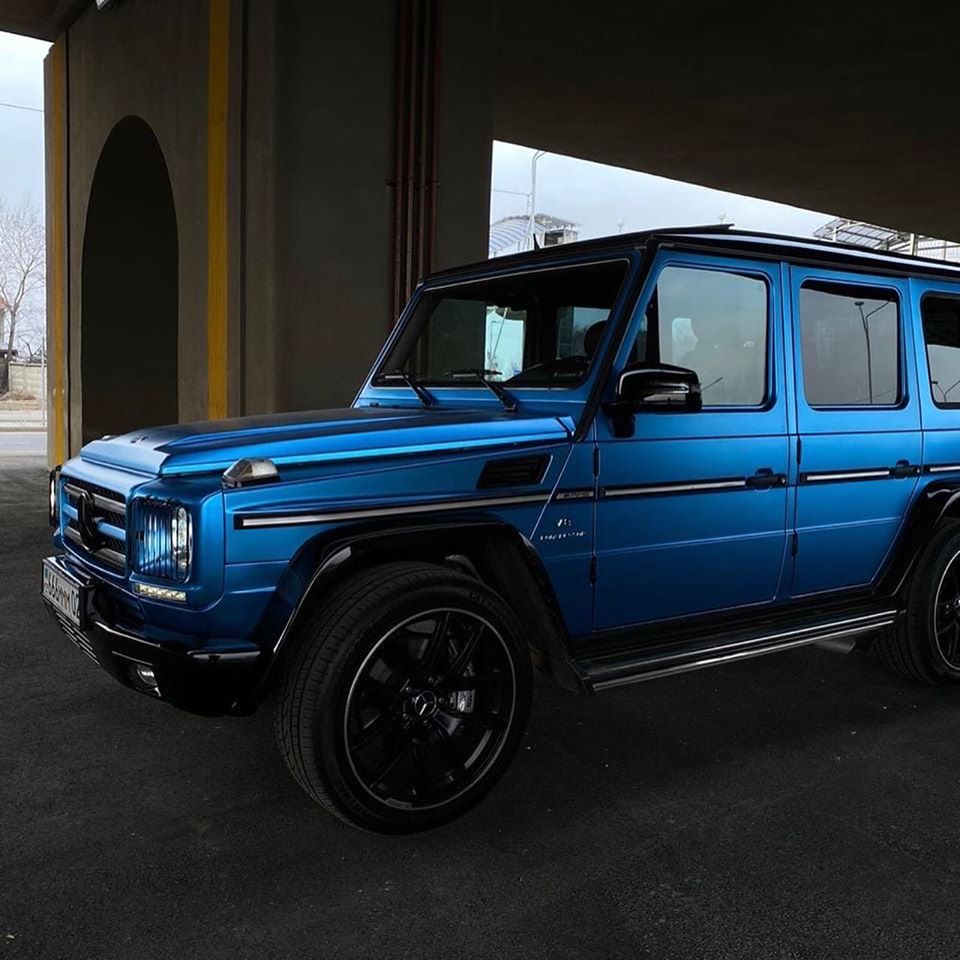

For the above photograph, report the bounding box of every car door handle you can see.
[889,461,920,478]
[745,468,786,489]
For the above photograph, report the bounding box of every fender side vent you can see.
[477,454,550,489]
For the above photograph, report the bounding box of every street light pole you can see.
[525,150,547,251]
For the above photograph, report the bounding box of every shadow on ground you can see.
[4,460,960,959]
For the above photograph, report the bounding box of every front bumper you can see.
[42,555,264,716]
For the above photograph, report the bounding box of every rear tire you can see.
[876,519,960,684]
[273,561,532,833]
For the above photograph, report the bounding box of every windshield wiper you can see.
[447,368,518,413]
[382,370,436,408]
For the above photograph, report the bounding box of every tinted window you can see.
[378,261,628,388]
[631,265,768,406]
[799,281,899,407]
[921,295,960,406]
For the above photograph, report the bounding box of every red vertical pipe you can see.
[389,0,439,327]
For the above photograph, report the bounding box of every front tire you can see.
[274,561,532,832]
[876,519,960,684]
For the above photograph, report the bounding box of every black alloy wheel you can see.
[275,561,533,832]
[343,608,516,811]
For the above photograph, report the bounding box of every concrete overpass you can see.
[1,0,955,461]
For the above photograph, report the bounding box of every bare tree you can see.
[0,198,45,394]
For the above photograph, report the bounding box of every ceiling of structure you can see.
[0,0,86,40]
[6,0,960,241]
[493,0,960,240]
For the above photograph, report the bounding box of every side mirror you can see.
[616,363,703,412]
[605,363,702,437]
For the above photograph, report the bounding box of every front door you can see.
[594,252,790,631]
[787,267,921,596]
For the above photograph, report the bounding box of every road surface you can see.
[0,431,45,457]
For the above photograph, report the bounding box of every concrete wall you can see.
[8,362,44,396]
[259,1,495,413]
[64,0,210,449]
[48,0,496,455]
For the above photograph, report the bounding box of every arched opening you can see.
[81,116,178,444]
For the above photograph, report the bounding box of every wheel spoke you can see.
[376,641,416,685]
[420,612,450,677]
[947,623,960,666]
[360,674,403,706]
[429,719,467,784]
[352,710,401,751]
[436,622,483,691]
[369,738,415,788]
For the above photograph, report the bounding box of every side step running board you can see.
[577,609,899,692]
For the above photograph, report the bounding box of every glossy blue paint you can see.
[47,231,960,691]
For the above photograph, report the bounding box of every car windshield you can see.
[376,260,629,388]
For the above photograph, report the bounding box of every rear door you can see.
[787,266,921,596]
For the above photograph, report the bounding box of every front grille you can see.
[64,480,126,529]
[62,477,127,573]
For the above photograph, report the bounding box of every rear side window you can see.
[799,281,900,407]
[921,295,960,407]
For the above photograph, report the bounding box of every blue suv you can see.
[42,226,960,831]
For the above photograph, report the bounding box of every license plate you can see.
[42,559,84,628]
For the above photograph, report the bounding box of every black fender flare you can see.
[239,514,582,708]
[879,480,960,596]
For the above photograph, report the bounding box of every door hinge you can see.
[589,555,597,584]
[791,531,799,556]
[592,445,600,476]
[796,436,802,465]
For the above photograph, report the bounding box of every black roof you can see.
[426,224,960,285]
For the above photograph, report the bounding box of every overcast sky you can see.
[0,31,836,244]
[491,141,835,241]
[0,33,49,206]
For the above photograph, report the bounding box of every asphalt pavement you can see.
[5,459,960,959]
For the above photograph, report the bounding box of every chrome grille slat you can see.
[63,482,127,525]
[61,477,128,573]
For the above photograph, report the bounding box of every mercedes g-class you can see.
[43,226,960,832]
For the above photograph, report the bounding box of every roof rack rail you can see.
[650,222,734,235]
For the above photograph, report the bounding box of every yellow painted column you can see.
[46,38,67,464]
[207,0,230,420]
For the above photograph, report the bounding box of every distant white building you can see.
[489,213,579,258]
[814,218,960,263]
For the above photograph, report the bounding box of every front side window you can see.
[921,295,960,407]
[630,265,769,407]
[377,260,628,388]
[799,281,900,407]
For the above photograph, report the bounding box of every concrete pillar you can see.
[254,0,496,415]
[45,0,498,447]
